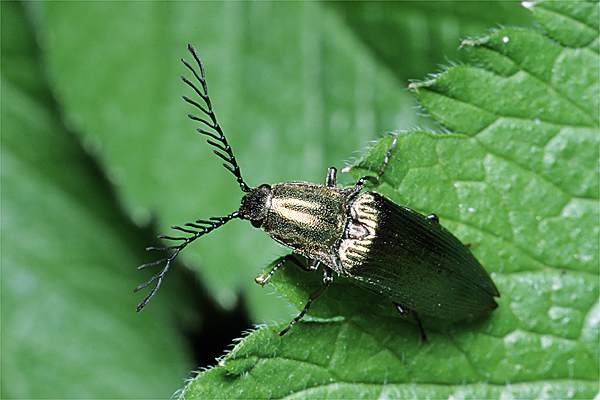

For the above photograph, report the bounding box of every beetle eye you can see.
[250,218,263,228]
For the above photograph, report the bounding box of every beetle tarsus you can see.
[255,254,292,286]
[374,133,399,180]
[427,214,439,223]
[255,254,319,286]
[279,268,333,336]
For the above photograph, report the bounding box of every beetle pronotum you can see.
[135,44,500,340]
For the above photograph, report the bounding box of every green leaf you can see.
[1,3,190,397]
[31,1,423,321]
[181,1,599,398]
[330,0,531,82]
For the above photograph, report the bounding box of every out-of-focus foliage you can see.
[181,1,599,398]
[1,3,190,398]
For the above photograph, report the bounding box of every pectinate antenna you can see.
[181,44,251,193]
[135,211,239,311]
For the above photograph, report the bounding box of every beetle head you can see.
[239,184,272,228]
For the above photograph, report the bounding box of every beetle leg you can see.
[322,268,333,285]
[427,213,439,223]
[255,254,309,286]
[279,269,333,336]
[393,302,428,342]
[350,175,379,196]
[255,254,320,286]
[413,312,428,343]
[308,259,320,271]
[255,255,289,286]
[376,134,399,179]
[350,134,398,195]
[326,167,337,187]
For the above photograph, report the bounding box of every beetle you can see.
[135,44,500,340]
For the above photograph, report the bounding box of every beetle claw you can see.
[255,274,268,286]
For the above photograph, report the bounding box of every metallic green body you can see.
[240,183,499,322]
[262,183,350,268]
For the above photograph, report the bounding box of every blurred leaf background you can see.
[3,1,595,399]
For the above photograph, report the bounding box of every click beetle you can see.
[135,44,500,340]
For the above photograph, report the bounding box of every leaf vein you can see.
[536,4,599,38]
[421,84,595,129]
[278,379,597,400]
[473,135,590,201]
[475,43,598,123]
[438,214,594,276]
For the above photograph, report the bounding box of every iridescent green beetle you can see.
[135,44,500,340]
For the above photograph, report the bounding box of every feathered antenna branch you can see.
[135,211,239,311]
[181,44,251,193]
